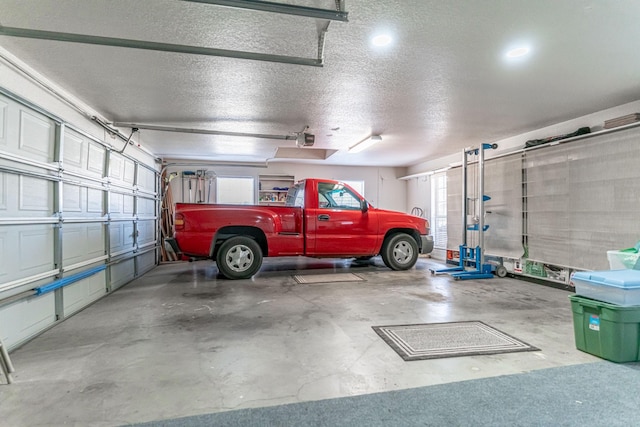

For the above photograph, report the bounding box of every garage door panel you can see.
[0,173,55,221]
[63,184,105,217]
[137,220,156,246]
[0,293,56,348]
[109,222,135,254]
[123,158,135,185]
[124,194,134,214]
[19,109,55,163]
[87,142,105,176]
[110,259,135,290]
[109,153,135,186]
[20,226,55,272]
[87,188,104,214]
[62,130,106,180]
[0,224,55,285]
[137,197,155,216]
[0,230,6,281]
[137,250,157,276]
[0,98,7,146]
[0,171,6,210]
[63,270,106,316]
[63,131,83,169]
[19,176,52,213]
[109,192,134,218]
[62,223,105,265]
[138,167,156,193]
[109,223,122,252]
[63,183,82,213]
[109,192,123,215]
[109,153,123,181]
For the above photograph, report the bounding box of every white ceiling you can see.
[1,0,639,167]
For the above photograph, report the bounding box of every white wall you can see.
[165,162,409,212]
[406,175,431,219]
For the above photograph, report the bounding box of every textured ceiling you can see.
[1,0,639,167]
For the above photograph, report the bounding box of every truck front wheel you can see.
[216,236,263,279]
[381,233,418,271]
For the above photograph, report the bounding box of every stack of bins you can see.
[569,269,640,362]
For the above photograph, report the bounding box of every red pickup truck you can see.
[172,178,433,279]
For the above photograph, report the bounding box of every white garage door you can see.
[0,90,159,350]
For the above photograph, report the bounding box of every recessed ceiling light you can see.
[372,34,392,47]
[506,46,530,58]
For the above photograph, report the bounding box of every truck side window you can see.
[317,182,361,210]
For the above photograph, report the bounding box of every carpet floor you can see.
[129,361,640,427]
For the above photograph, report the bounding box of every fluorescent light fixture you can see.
[348,135,382,153]
[372,34,392,47]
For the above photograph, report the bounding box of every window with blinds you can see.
[430,173,448,249]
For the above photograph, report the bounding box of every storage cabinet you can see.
[258,174,295,205]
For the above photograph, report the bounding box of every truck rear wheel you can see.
[216,236,263,279]
[381,233,418,271]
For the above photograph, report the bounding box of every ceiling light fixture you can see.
[506,46,530,58]
[372,34,392,47]
[348,135,382,153]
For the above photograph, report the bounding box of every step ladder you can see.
[0,338,15,384]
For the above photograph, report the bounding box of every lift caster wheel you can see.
[495,265,507,278]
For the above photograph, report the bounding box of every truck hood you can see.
[370,207,428,233]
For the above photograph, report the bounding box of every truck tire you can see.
[216,236,263,279]
[381,233,419,271]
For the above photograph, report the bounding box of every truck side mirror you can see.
[361,200,368,213]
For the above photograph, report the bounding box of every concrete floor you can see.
[0,257,598,426]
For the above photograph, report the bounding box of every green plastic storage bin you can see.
[569,294,640,362]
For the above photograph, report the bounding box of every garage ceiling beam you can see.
[0,25,323,67]
[182,0,349,21]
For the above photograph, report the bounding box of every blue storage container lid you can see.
[572,269,640,289]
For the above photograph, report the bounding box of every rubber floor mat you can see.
[293,273,364,284]
[372,321,539,361]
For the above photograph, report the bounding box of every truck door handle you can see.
[318,214,330,221]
